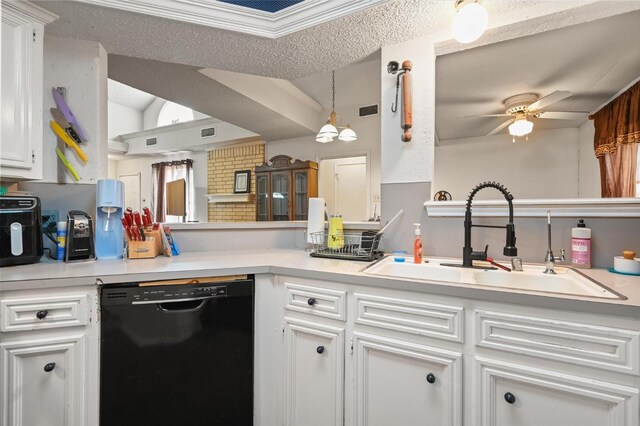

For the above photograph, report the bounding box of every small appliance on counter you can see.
[0,196,43,267]
[95,179,124,260]
[65,210,95,262]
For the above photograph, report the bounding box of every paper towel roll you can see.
[307,198,325,244]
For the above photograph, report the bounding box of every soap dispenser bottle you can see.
[571,219,591,269]
[413,223,422,264]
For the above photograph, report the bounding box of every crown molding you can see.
[76,0,385,38]
[2,0,59,25]
[424,198,640,218]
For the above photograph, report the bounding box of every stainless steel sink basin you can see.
[363,257,624,300]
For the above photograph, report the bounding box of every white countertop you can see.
[2,250,640,316]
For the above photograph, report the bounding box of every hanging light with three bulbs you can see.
[316,70,357,143]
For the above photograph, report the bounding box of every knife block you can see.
[126,228,166,259]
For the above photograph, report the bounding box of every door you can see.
[285,317,344,426]
[256,173,269,221]
[354,333,462,426]
[1,334,86,426]
[118,173,141,212]
[319,156,367,221]
[477,357,639,426]
[293,170,308,220]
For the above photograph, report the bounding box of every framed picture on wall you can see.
[234,170,251,194]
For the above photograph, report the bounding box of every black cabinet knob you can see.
[36,310,48,320]
[316,345,325,354]
[44,362,56,372]
[504,392,516,404]
[426,373,436,384]
[307,298,317,306]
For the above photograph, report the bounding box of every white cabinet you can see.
[353,332,462,426]
[0,1,57,180]
[284,317,345,426]
[476,357,639,426]
[0,286,98,426]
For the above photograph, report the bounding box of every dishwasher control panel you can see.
[131,285,227,303]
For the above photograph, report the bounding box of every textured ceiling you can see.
[34,0,576,80]
[435,10,640,141]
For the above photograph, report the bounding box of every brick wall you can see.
[207,142,265,222]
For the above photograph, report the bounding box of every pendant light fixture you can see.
[316,70,357,143]
[451,0,489,44]
[508,114,534,142]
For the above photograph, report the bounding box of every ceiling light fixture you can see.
[451,0,489,44]
[316,70,357,143]
[508,115,534,142]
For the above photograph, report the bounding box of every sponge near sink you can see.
[614,251,640,275]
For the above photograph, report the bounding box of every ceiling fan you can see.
[460,91,589,141]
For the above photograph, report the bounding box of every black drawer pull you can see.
[307,298,317,306]
[316,345,325,354]
[36,310,48,320]
[44,362,56,372]
[426,373,436,384]
[504,392,516,404]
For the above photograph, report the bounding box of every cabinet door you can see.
[1,334,87,426]
[293,170,308,220]
[285,318,344,426]
[256,173,270,221]
[1,10,44,179]
[354,333,462,426]
[271,171,291,221]
[476,357,639,426]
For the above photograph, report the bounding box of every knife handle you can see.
[50,121,88,162]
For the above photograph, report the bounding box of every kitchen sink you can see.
[363,257,625,300]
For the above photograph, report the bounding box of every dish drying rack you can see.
[309,231,382,261]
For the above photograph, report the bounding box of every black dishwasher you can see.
[99,277,254,426]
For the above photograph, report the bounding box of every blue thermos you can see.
[95,179,124,260]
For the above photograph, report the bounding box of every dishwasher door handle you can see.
[131,294,221,308]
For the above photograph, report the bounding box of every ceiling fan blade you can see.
[487,119,513,136]
[528,90,572,111]
[458,114,511,118]
[538,111,589,120]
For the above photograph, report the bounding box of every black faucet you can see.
[462,181,518,268]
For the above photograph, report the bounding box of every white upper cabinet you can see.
[1,1,57,180]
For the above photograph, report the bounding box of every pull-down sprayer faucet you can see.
[457,181,518,268]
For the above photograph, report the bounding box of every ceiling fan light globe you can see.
[452,2,488,44]
[338,127,357,142]
[508,118,534,137]
[318,123,338,138]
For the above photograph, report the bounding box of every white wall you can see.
[108,101,142,143]
[143,97,209,130]
[578,120,601,198]
[114,150,208,222]
[434,128,583,200]
[42,35,108,183]
[267,59,381,218]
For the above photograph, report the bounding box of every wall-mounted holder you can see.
[387,60,413,142]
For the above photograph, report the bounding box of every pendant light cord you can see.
[332,70,336,112]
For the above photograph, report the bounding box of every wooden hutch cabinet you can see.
[255,155,318,221]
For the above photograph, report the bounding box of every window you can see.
[151,159,195,223]
[157,101,194,127]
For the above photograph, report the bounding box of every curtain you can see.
[152,159,195,222]
[591,80,640,197]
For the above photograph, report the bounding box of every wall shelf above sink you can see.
[424,198,640,218]
[206,193,255,203]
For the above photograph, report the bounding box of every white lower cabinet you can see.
[353,332,462,426]
[284,317,345,426]
[0,286,98,426]
[1,334,86,426]
[476,357,639,426]
[268,275,640,426]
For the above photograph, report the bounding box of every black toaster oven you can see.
[0,196,43,267]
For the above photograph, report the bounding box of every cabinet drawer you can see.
[1,294,90,332]
[475,310,640,375]
[355,293,464,343]
[284,282,346,321]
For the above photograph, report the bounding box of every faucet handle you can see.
[556,249,566,262]
[470,245,489,261]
